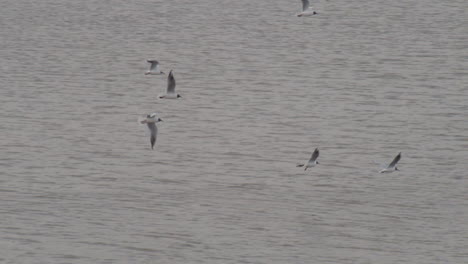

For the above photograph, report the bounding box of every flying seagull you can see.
[140,113,163,149]
[158,70,181,99]
[297,0,317,17]
[145,60,165,75]
[297,148,320,170]
[379,152,401,173]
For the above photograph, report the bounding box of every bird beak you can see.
[140,120,147,124]
[158,118,163,122]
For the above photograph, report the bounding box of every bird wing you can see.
[301,0,310,11]
[147,60,159,71]
[147,122,158,138]
[167,70,176,94]
[310,148,319,162]
[388,152,401,168]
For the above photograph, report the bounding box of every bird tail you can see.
[150,136,156,149]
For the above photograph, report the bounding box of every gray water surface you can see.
[1,0,467,263]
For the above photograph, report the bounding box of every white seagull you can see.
[297,0,317,17]
[158,70,181,99]
[297,148,320,170]
[145,60,165,75]
[379,152,401,173]
[140,113,163,149]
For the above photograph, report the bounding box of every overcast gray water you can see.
[1,0,467,263]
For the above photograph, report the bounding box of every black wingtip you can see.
[150,136,156,149]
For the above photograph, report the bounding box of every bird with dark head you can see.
[296,148,320,170]
[140,113,163,149]
[158,70,181,99]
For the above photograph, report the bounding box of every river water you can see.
[1,0,467,263]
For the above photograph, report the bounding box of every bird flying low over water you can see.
[379,152,401,173]
[297,148,320,170]
[297,0,317,17]
[158,70,181,99]
[140,113,163,149]
[145,60,165,75]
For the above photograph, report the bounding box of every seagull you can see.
[145,60,165,75]
[297,148,320,170]
[158,70,181,99]
[379,152,401,173]
[140,113,163,149]
[297,0,317,17]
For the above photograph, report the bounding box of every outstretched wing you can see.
[147,122,158,149]
[167,70,176,94]
[310,148,319,162]
[301,0,310,11]
[147,122,158,138]
[388,152,401,168]
[147,60,160,71]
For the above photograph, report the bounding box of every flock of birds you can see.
[139,60,178,150]
[138,0,403,174]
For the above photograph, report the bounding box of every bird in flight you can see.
[297,0,317,17]
[158,70,181,99]
[297,148,320,170]
[145,60,165,75]
[140,113,163,149]
[379,152,401,173]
